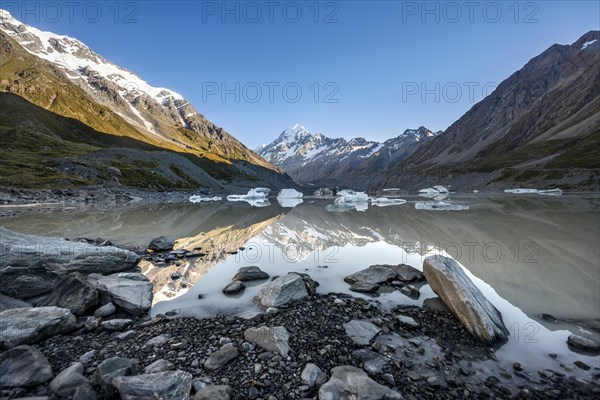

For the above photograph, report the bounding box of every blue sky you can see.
[3,0,599,147]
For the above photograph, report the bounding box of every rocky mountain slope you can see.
[0,10,294,190]
[378,31,600,191]
[258,124,439,186]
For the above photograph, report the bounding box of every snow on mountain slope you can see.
[258,124,440,185]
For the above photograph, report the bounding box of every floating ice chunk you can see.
[382,188,400,192]
[504,188,539,194]
[370,197,407,207]
[433,185,449,193]
[277,188,303,199]
[227,187,271,207]
[473,190,479,193]
[189,195,222,203]
[538,188,562,196]
[278,197,303,208]
[415,201,469,211]
[335,189,369,203]
[326,203,368,212]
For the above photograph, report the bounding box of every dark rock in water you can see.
[291,272,320,296]
[399,284,420,299]
[567,334,600,353]
[351,349,389,375]
[424,255,509,343]
[318,366,401,399]
[343,320,381,346]
[204,344,239,372]
[91,357,133,396]
[232,266,269,281]
[389,263,424,282]
[253,273,308,310]
[540,313,558,323]
[0,345,54,387]
[49,362,88,397]
[244,326,290,357]
[344,265,398,285]
[171,272,182,280]
[423,297,450,312]
[113,370,192,400]
[148,236,174,252]
[0,306,76,348]
[195,385,232,400]
[349,281,380,293]
[574,360,591,370]
[222,281,245,294]
[0,293,32,312]
[37,273,98,316]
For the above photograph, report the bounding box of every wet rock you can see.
[194,385,231,400]
[232,266,269,281]
[49,362,88,397]
[0,293,31,312]
[93,302,116,318]
[344,265,398,285]
[0,306,76,348]
[574,360,591,370]
[423,297,450,312]
[37,273,98,316]
[396,315,420,329]
[204,344,239,372]
[399,284,420,299]
[0,345,53,387]
[319,366,402,399]
[113,370,192,400]
[389,263,424,282]
[244,326,290,357]
[349,281,380,293]
[351,349,389,374]
[343,320,381,346]
[100,319,132,332]
[252,273,308,310]
[292,272,320,296]
[148,236,174,252]
[222,281,245,294]
[144,359,175,374]
[423,255,509,343]
[89,273,153,316]
[300,363,323,387]
[567,334,600,353]
[91,357,133,395]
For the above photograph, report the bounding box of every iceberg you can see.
[415,201,469,211]
[326,202,368,212]
[277,188,303,199]
[277,197,303,208]
[504,188,539,194]
[504,188,562,196]
[433,185,449,193]
[335,189,369,203]
[419,187,439,195]
[189,195,222,203]
[538,188,563,196]
[227,187,271,207]
[370,197,407,207]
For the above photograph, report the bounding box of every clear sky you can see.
[4,0,599,147]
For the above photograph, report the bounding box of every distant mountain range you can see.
[0,9,294,191]
[257,124,441,186]
[260,31,600,191]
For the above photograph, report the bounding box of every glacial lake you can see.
[2,193,599,377]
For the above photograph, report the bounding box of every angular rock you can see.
[204,343,239,372]
[389,263,424,282]
[194,384,231,400]
[0,345,53,387]
[567,334,600,353]
[113,370,192,400]
[319,366,402,399]
[115,330,136,341]
[148,236,174,252]
[0,293,32,312]
[244,326,290,357]
[344,265,398,285]
[94,302,116,318]
[396,315,420,329]
[350,281,380,293]
[423,255,509,343]
[351,349,389,375]
[292,272,320,296]
[73,382,99,400]
[252,273,308,310]
[343,320,381,346]
[145,334,172,347]
[37,273,98,316]
[91,357,133,395]
[232,266,269,281]
[301,363,323,387]
[49,362,88,397]
[222,281,245,295]
[100,319,133,332]
[88,273,153,316]
[0,306,76,348]
[399,284,420,299]
[144,359,175,374]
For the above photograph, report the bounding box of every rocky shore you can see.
[1,229,599,399]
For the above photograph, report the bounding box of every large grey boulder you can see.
[252,273,308,310]
[91,357,133,395]
[0,306,76,348]
[148,236,174,252]
[88,273,153,316]
[231,266,269,281]
[0,293,31,312]
[345,264,423,286]
[49,362,88,397]
[343,320,381,346]
[244,326,290,357]
[203,344,239,372]
[567,334,600,353]
[423,255,509,343]
[318,366,402,399]
[0,229,140,299]
[0,345,53,387]
[113,370,192,400]
[37,273,98,316]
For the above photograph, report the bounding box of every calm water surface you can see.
[3,194,599,375]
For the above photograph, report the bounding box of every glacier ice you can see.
[370,197,407,207]
[277,188,303,199]
[415,201,469,211]
[189,195,222,203]
[227,188,271,207]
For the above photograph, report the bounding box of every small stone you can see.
[100,319,132,332]
[300,363,323,387]
[222,281,245,294]
[194,384,231,400]
[567,334,600,353]
[396,315,419,329]
[204,344,239,372]
[574,361,591,370]
[144,359,174,374]
[116,330,136,341]
[94,302,116,318]
[513,362,522,371]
